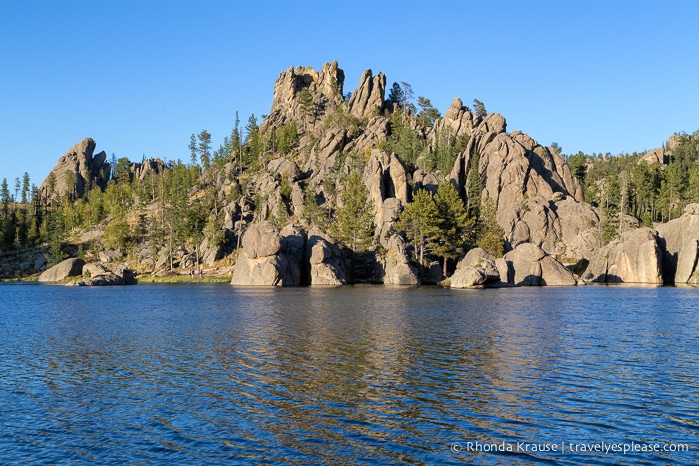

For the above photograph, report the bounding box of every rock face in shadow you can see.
[38,258,85,282]
[655,204,699,284]
[39,138,110,201]
[582,228,663,284]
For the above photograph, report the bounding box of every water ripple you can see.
[0,284,697,464]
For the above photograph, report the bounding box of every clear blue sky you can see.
[1,0,698,188]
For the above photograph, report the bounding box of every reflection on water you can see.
[0,284,697,464]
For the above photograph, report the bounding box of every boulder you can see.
[376,235,420,285]
[655,205,699,284]
[454,248,501,283]
[69,272,126,286]
[582,228,663,284]
[306,226,347,285]
[38,258,85,282]
[268,158,302,182]
[502,243,577,286]
[231,222,303,286]
[450,266,487,288]
[83,262,109,277]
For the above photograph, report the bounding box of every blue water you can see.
[0,283,697,464]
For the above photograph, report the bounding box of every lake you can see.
[0,283,697,464]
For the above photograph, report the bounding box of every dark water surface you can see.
[0,283,697,464]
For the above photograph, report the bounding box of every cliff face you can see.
[38,138,110,201]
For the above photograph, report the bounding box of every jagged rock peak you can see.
[267,61,345,122]
[39,138,110,200]
[348,69,386,118]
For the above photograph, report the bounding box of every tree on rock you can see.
[388,82,404,107]
[476,196,505,257]
[397,189,440,269]
[298,87,314,131]
[433,181,474,278]
[333,172,375,278]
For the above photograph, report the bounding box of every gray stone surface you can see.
[38,258,85,282]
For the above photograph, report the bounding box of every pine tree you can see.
[189,134,198,167]
[333,172,375,279]
[433,181,474,278]
[298,87,314,131]
[198,130,212,169]
[397,189,441,269]
[476,196,505,257]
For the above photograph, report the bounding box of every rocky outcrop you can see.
[363,150,410,227]
[39,138,110,201]
[268,158,302,182]
[69,269,137,286]
[582,228,663,284]
[429,98,478,149]
[655,204,699,284]
[503,243,577,286]
[231,222,305,286]
[306,227,347,285]
[263,61,345,129]
[38,258,85,282]
[376,235,420,285]
[449,114,597,260]
[130,158,167,181]
[347,69,386,118]
[450,248,501,288]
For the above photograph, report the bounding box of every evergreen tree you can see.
[298,87,314,131]
[334,172,375,253]
[21,172,30,204]
[476,196,505,257]
[333,172,375,279]
[388,82,404,106]
[473,99,487,119]
[198,130,212,169]
[189,134,198,167]
[397,189,440,269]
[433,181,474,278]
[466,151,482,216]
[417,96,441,126]
[1,178,9,211]
[244,114,261,169]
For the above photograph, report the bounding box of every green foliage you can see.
[433,182,475,277]
[45,234,68,268]
[333,171,375,254]
[466,151,481,216]
[298,87,315,130]
[388,82,403,106]
[386,109,426,168]
[397,189,440,267]
[417,96,441,126]
[473,99,487,118]
[279,174,292,201]
[274,123,298,154]
[198,130,212,168]
[567,152,587,188]
[476,197,505,257]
